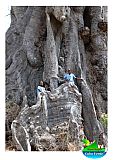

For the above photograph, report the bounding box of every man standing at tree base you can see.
[64,69,83,102]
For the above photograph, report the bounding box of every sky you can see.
[4,6,11,32]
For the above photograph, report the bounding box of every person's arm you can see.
[73,74,77,79]
[73,74,83,81]
[64,74,67,79]
[77,77,84,81]
[42,87,46,93]
[64,74,69,81]
[37,86,42,92]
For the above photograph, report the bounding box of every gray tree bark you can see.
[6,6,107,150]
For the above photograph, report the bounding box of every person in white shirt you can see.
[37,81,45,95]
[37,80,46,106]
[37,81,48,129]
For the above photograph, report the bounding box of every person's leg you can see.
[68,81,73,88]
[42,95,49,129]
[43,95,48,118]
[37,92,42,106]
[72,84,82,102]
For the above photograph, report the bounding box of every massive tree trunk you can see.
[6,6,107,151]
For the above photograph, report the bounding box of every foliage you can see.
[6,101,21,151]
[6,101,21,122]
[100,113,108,131]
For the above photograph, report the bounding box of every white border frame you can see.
[0,0,112,159]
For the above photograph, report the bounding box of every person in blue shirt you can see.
[64,69,83,102]
[64,69,83,86]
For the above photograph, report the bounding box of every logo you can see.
[81,138,107,159]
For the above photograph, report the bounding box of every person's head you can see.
[79,125,84,130]
[68,69,71,74]
[39,80,44,86]
[80,126,84,131]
